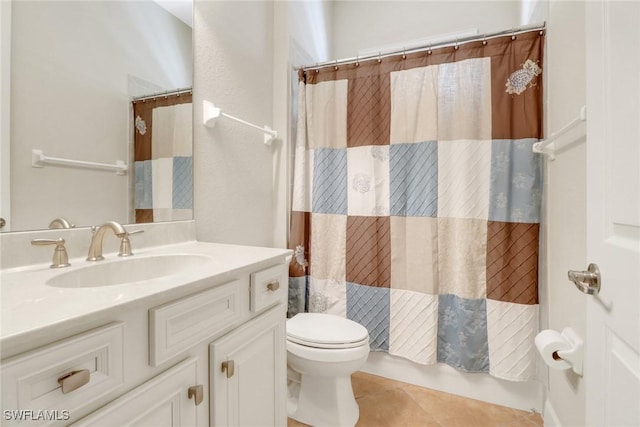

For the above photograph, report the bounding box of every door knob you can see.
[568,263,601,295]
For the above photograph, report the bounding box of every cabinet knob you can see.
[221,360,235,378]
[57,369,90,394]
[266,281,280,292]
[188,384,204,406]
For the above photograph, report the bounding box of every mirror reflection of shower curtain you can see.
[132,94,193,223]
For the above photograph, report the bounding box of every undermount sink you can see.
[46,254,213,288]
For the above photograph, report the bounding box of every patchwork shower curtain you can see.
[133,93,193,223]
[289,30,544,381]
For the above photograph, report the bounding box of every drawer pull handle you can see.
[57,369,90,394]
[221,360,235,378]
[188,384,204,406]
[266,281,280,292]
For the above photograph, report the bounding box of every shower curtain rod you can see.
[301,22,545,72]
[132,87,192,103]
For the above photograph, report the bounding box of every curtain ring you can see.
[511,29,517,40]
[427,44,432,55]
[454,39,459,50]
[378,52,382,63]
[334,60,339,71]
[482,34,487,46]
[355,55,359,67]
[315,63,319,73]
[402,48,406,60]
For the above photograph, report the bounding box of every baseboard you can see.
[361,352,544,413]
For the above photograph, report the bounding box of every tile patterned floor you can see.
[288,371,543,427]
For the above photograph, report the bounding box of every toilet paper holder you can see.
[555,328,584,376]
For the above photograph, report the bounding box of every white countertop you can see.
[0,241,291,344]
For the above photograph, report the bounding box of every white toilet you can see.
[286,313,370,427]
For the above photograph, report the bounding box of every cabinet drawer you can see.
[250,264,288,313]
[149,279,244,367]
[0,322,124,426]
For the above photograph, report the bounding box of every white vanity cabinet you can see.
[0,244,290,427]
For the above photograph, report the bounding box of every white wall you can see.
[288,0,333,64]
[9,1,192,231]
[332,1,521,58]
[193,0,276,246]
[194,0,332,247]
[541,1,587,425]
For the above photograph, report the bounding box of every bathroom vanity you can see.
[0,240,291,426]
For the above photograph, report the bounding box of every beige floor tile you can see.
[287,417,310,427]
[352,371,402,399]
[528,412,544,426]
[289,372,543,427]
[403,383,524,427]
[500,412,544,427]
[356,388,441,427]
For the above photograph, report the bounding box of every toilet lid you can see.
[287,313,369,349]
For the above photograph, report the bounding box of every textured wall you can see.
[193,0,276,246]
[194,0,332,247]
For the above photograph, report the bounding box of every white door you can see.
[585,1,640,426]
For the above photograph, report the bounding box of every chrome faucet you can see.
[86,221,127,261]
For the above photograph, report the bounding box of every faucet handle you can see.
[118,229,144,257]
[31,238,71,268]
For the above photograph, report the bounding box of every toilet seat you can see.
[288,335,370,349]
[286,313,369,349]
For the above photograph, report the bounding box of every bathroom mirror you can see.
[1,0,193,232]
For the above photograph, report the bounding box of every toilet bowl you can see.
[286,313,370,427]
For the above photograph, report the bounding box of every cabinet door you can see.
[210,305,286,427]
[72,358,201,427]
